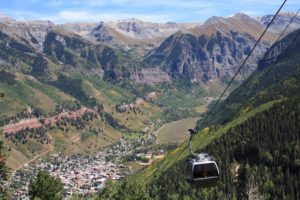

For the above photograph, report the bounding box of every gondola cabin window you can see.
[193,163,218,178]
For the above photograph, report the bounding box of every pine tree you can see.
[28,171,63,200]
[0,141,10,199]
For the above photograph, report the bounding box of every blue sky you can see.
[0,0,299,23]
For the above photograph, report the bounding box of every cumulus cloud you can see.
[41,10,179,23]
[66,0,218,9]
[1,0,299,23]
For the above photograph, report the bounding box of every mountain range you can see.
[1,12,299,85]
[0,11,300,170]
[0,8,300,200]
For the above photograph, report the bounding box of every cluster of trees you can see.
[66,102,132,132]
[2,106,99,146]
[9,40,33,54]
[115,103,143,115]
[28,171,64,200]
[51,75,97,107]
[50,111,98,131]
[0,141,10,199]
[161,107,198,123]
[9,169,66,200]
[0,70,16,85]
[148,98,300,200]
[96,179,150,200]
[0,107,44,127]
[123,143,176,163]
[94,103,128,130]
[54,101,82,113]
[4,127,49,145]
[31,54,48,78]
[103,112,128,131]
[124,154,150,163]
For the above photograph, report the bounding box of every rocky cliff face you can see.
[2,12,299,85]
[257,12,300,41]
[90,22,114,42]
[0,17,137,81]
[258,28,300,71]
[87,19,199,54]
[259,12,300,31]
[0,15,191,84]
[128,67,171,84]
[0,19,59,57]
[108,19,188,39]
[58,22,97,37]
[144,14,269,82]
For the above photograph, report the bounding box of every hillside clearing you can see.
[156,118,199,144]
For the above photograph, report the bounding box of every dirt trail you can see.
[70,135,80,143]
[16,146,54,170]
[15,134,81,170]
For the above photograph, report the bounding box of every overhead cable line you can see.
[194,0,288,134]
[184,1,295,186]
[208,7,300,127]
[272,8,300,46]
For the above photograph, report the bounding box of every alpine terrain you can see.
[0,4,299,199]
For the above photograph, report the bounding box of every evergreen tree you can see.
[31,54,48,77]
[97,179,150,200]
[28,171,63,200]
[0,141,10,199]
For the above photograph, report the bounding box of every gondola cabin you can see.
[186,153,219,187]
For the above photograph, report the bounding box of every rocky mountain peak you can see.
[89,22,114,42]
[259,11,300,29]
[0,13,16,23]
[59,22,97,37]
[24,20,55,30]
[145,22,269,82]
[117,18,143,23]
[113,18,147,34]
[231,12,252,20]
[204,16,228,25]
[278,11,300,17]
[93,22,105,30]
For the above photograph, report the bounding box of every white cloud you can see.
[46,0,219,10]
[2,0,300,23]
[42,10,179,23]
[241,10,264,17]
[118,0,217,9]
[236,0,300,7]
[0,9,44,21]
